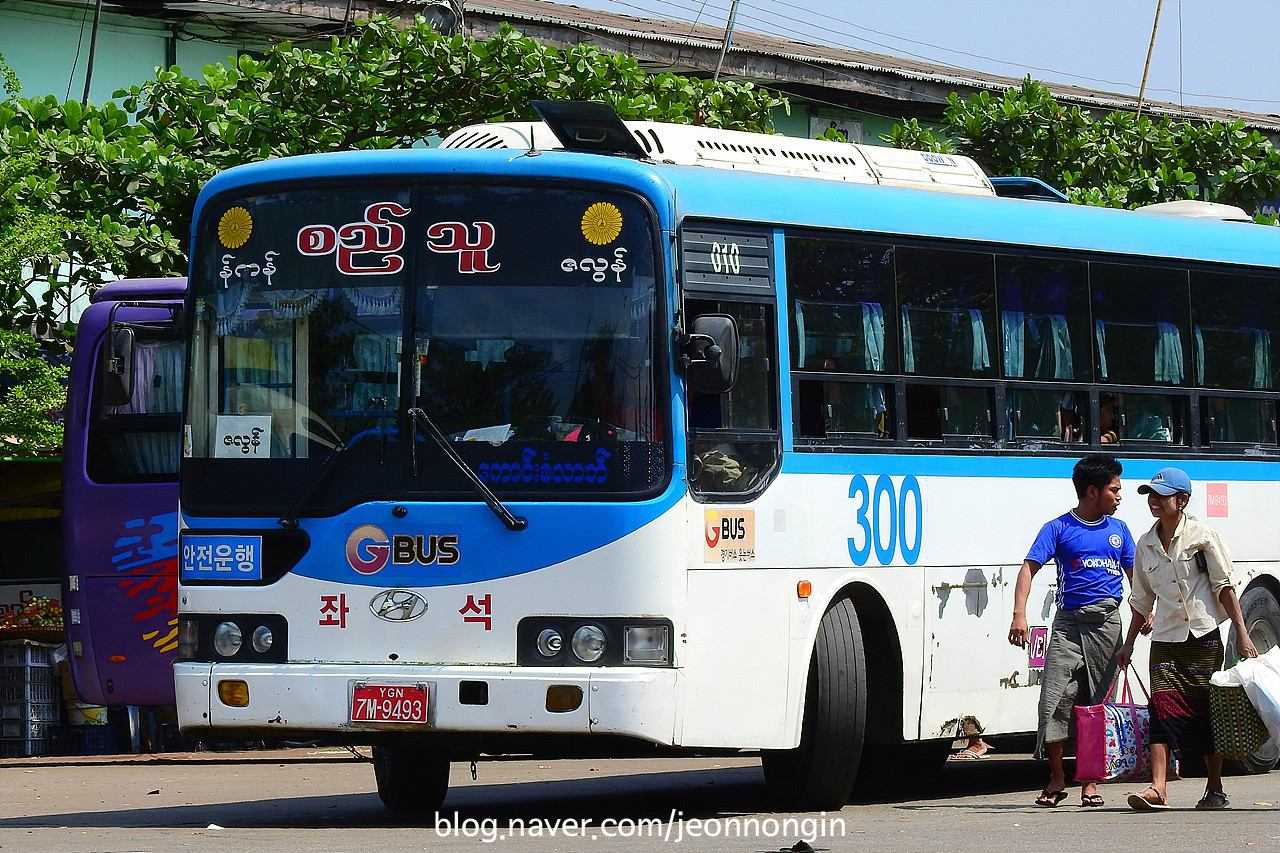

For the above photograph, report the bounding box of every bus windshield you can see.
[184,183,665,516]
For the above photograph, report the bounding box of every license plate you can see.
[350,683,429,723]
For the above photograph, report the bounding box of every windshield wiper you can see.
[278,427,348,529]
[406,407,528,532]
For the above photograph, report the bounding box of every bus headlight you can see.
[212,621,243,657]
[178,618,200,660]
[251,625,274,654]
[535,628,563,658]
[624,625,669,664]
[571,625,606,662]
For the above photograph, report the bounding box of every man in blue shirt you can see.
[1009,453,1136,808]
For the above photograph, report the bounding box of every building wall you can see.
[0,1,255,101]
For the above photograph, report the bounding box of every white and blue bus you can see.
[175,102,1280,810]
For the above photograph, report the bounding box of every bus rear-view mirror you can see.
[685,314,739,395]
[101,326,136,407]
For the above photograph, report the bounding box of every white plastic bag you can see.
[1210,646,1280,743]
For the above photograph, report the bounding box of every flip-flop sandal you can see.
[1195,790,1229,810]
[1035,790,1068,807]
[1081,793,1105,807]
[1127,788,1170,811]
[949,748,989,760]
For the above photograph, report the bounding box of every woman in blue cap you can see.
[1117,467,1257,811]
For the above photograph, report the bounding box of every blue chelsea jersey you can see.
[1026,511,1135,610]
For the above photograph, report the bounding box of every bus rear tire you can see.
[1226,584,1280,775]
[373,745,450,812]
[761,596,866,810]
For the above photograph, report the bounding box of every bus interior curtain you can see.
[1154,322,1184,384]
[264,289,322,319]
[1002,310,1025,377]
[794,300,806,366]
[1095,320,1108,380]
[948,309,990,372]
[1255,329,1271,389]
[861,302,885,371]
[901,308,915,373]
[1048,315,1073,379]
[215,281,251,336]
[1195,326,1205,385]
[349,285,402,316]
[107,341,183,415]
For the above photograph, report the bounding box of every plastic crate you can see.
[1,719,51,740]
[0,737,46,757]
[1,701,58,722]
[48,724,117,756]
[0,671,59,705]
[0,663,58,686]
[0,643,54,668]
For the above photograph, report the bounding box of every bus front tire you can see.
[1226,584,1280,775]
[372,745,450,812]
[761,596,866,810]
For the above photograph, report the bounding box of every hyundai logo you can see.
[369,589,428,622]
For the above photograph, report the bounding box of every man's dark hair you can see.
[1072,453,1122,499]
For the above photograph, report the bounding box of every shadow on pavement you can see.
[0,751,1055,830]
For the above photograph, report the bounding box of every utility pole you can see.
[712,0,740,83]
[1136,0,1163,118]
[82,0,105,103]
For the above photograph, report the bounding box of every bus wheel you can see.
[1226,584,1280,775]
[761,596,866,810]
[372,745,451,811]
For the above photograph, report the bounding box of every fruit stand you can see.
[1,597,69,757]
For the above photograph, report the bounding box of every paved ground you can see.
[2,746,1279,852]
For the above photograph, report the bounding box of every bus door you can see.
[677,224,790,746]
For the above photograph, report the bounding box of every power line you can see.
[572,0,1280,111]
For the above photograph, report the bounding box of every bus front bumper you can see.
[174,662,678,744]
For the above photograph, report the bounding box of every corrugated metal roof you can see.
[34,0,1280,129]
[464,0,1280,129]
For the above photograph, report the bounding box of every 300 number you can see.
[847,474,922,566]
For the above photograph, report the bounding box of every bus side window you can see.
[687,298,779,496]
[88,338,185,481]
[1099,392,1188,445]
[797,379,892,440]
[906,384,993,441]
[1201,397,1276,446]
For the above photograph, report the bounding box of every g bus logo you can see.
[346,525,390,575]
[847,474,923,566]
[705,510,721,548]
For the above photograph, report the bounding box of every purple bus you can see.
[62,278,186,706]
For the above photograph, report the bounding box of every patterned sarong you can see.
[1149,631,1224,755]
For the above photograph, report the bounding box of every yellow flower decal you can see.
[218,207,253,249]
[581,202,623,245]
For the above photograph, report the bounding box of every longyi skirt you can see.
[1148,631,1224,755]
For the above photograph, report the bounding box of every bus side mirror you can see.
[681,314,739,394]
[102,326,135,407]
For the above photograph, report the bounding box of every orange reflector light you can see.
[797,581,812,599]
[546,685,584,713]
[108,655,127,663]
[217,680,250,707]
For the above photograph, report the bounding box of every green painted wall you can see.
[0,2,256,101]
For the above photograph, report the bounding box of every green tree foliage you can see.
[0,16,786,325]
[0,328,68,456]
[0,154,121,333]
[886,77,1280,215]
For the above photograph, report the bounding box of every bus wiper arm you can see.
[406,407,527,532]
[278,430,346,529]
